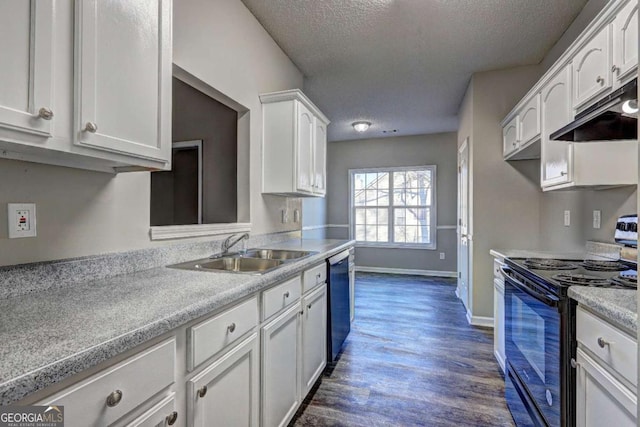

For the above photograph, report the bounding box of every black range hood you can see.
[550,79,637,142]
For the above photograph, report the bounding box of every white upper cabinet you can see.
[313,119,327,196]
[261,89,330,197]
[612,0,639,85]
[541,66,573,188]
[573,25,611,110]
[502,115,519,157]
[0,1,54,140]
[75,0,172,164]
[296,102,315,194]
[518,94,541,147]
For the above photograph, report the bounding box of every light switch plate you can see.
[8,203,37,238]
[563,210,571,227]
[593,210,601,229]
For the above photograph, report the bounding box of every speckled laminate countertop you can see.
[0,239,354,405]
[568,286,637,336]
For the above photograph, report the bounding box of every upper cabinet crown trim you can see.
[260,89,330,125]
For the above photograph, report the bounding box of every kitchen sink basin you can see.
[169,256,284,274]
[243,249,317,261]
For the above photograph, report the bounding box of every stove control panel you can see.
[615,214,637,247]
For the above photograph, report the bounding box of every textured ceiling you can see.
[241,0,589,142]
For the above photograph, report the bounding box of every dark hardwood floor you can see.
[291,272,515,427]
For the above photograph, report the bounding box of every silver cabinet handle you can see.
[307,303,312,310]
[38,107,54,120]
[560,171,567,176]
[227,322,236,333]
[84,122,98,133]
[612,65,620,74]
[106,390,123,407]
[596,76,604,84]
[570,358,579,369]
[597,337,611,348]
[283,291,290,298]
[166,411,178,425]
[197,385,208,398]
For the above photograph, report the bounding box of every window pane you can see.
[378,226,388,241]
[355,208,366,225]
[354,173,365,190]
[378,189,389,205]
[365,173,378,187]
[394,171,405,188]
[378,172,389,189]
[354,189,366,206]
[365,190,378,206]
[365,208,377,224]
[355,225,366,241]
[366,225,377,241]
[393,189,406,205]
[378,208,388,224]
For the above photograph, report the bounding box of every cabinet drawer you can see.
[189,296,258,371]
[576,307,637,387]
[40,339,176,427]
[126,393,177,427]
[263,276,301,320]
[303,263,327,293]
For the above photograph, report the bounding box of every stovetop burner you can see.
[609,271,638,288]
[551,273,611,287]
[524,258,577,270]
[581,260,628,272]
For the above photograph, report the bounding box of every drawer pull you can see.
[106,390,123,407]
[570,358,579,369]
[197,385,208,398]
[316,273,322,280]
[283,291,290,298]
[166,411,178,425]
[307,303,312,310]
[38,107,54,120]
[227,322,236,333]
[597,337,611,348]
[596,76,604,85]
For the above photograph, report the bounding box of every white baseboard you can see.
[455,287,460,299]
[466,310,494,328]
[355,266,457,278]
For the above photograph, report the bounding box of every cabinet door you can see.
[502,116,519,157]
[261,304,301,427]
[519,94,541,146]
[541,66,573,187]
[0,0,53,139]
[573,25,612,109]
[296,102,314,194]
[188,333,260,427]
[493,279,505,373]
[313,119,327,196]
[301,284,327,395]
[612,0,638,84]
[575,348,637,427]
[75,0,171,164]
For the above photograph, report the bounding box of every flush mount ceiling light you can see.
[352,121,371,132]
[622,100,639,114]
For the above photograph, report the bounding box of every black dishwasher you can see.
[327,250,351,361]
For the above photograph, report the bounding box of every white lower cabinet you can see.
[188,333,260,427]
[127,393,178,427]
[575,306,637,427]
[301,284,327,395]
[261,304,302,427]
[492,256,506,373]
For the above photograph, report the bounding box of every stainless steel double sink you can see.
[168,249,318,275]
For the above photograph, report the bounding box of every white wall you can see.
[0,0,304,267]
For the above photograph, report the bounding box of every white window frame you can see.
[349,165,437,250]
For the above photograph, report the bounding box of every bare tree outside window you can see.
[351,166,436,249]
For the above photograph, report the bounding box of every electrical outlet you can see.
[563,210,570,227]
[281,209,289,224]
[293,209,300,223]
[8,203,37,238]
[439,252,445,260]
[593,210,601,229]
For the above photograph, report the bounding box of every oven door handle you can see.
[500,266,559,307]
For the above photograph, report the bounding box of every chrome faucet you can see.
[220,232,250,255]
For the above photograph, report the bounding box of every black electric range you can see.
[501,257,636,427]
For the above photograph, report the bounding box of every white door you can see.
[612,0,638,85]
[188,334,260,427]
[74,0,171,164]
[575,348,637,427]
[313,119,327,196]
[541,66,573,187]
[457,139,470,311]
[573,25,612,109]
[261,304,301,427]
[296,102,314,194]
[301,284,327,395]
[0,0,54,139]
